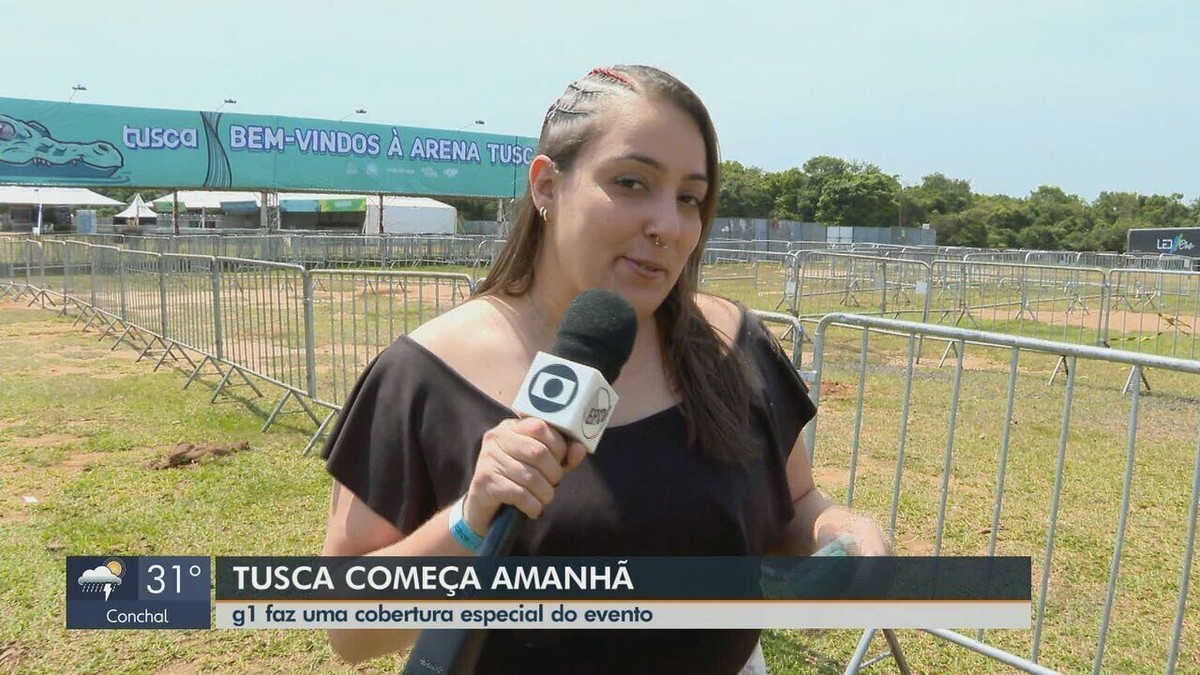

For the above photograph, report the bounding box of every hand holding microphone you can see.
[466,288,638,556]
[461,416,586,534]
[401,289,637,675]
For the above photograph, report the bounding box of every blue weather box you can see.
[66,556,212,630]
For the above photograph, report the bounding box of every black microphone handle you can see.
[400,507,528,675]
[477,505,527,557]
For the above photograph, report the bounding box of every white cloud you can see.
[78,566,122,585]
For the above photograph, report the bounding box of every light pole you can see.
[457,119,485,131]
[341,108,366,121]
[215,98,237,112]
[68,84,87,103]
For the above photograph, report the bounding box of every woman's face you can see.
[532,95,709,318]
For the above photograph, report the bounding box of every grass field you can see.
[3,273,1199,672]
[0,301,393,674]
[0,300,844,674]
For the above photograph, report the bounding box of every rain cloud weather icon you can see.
[77,558,125,601]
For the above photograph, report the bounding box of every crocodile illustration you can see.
[0,114,124,178]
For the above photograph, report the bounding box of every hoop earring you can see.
[538,206,549,223]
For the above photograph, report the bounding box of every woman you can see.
[321,64,889,673]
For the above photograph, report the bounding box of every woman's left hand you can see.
[814,510,893,557]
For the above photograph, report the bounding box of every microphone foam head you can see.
[551,289,638,383]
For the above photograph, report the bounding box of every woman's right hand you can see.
[462,417,588,534]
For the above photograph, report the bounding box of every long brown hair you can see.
[475,65,753,463]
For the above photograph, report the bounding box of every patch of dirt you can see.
[8,324,78,338]
[156,663,201,675]
[88,369,135,380]
[56,451,108,472]
[811,466,849,490]
[0,642,24,673]
[895,533,933,555]
[7,433,85,449]
[878,348,1002,373]
[1,508,30,525]
[817,380,860,400]
[42,365,91,376]
[148,441,250,469]
[57,348,114,360]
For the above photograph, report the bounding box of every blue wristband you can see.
[449,495,485,552]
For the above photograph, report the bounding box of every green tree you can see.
[910,173,973,216]
[815,172,900,228]
[717,161,773,217]
[767,168,810,221]
[1141,193,1192,228]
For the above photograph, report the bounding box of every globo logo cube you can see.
[512,352,620,454]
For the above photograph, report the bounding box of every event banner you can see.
[0,97,538,198]
[65,556,1030,630]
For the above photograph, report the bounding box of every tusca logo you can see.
[581,388,613,439]
[527,363,579,413]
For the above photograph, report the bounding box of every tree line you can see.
[719,156,1200,251]
[94,158,1199,252]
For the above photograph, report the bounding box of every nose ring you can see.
[650,234,666,249]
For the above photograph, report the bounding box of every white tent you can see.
[364,196,457,234]
[149,190,262,211]
[0,186,121,206]
[114,193,157,221]
[0,186,122,234]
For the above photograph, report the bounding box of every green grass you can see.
[5,262,1200,673]
[0,303,399,674]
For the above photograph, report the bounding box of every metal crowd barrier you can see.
[697,248,797,313]
[0,236,29,299]
[928,261,1108,347]
[308,270,476,408]
[793,251,932,322]
[1105,269,1200,362]
[807,313,1200,674]
[210,257,315,427]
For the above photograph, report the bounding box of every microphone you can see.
[481,288,637,555]
[401,289,637,675]
[511,288,638,454]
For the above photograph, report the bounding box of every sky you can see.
[7,0,1198,202]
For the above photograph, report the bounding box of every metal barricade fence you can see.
[698,249,796,313]
[87,245,126,328]
[877,247,957,267]
[36,239,67,303]
[308,270,476,410]
[964,251,1027,264]
[1078,252,1123,269]
[38,239,67,297]
[212,257,312,405]
[0,236,36,299]
[929,261,1107,347]
[786,240,839,254]
[1104,269,1200,361]
[753,311,808,372]
[46,240,93,319]
[473,238,507,276]
[806,313,1200,674]
[793,251,932,322]
[160,253,221,361]
[0,236,17,295]
[120,250,166,344]
[61,241,98,316]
